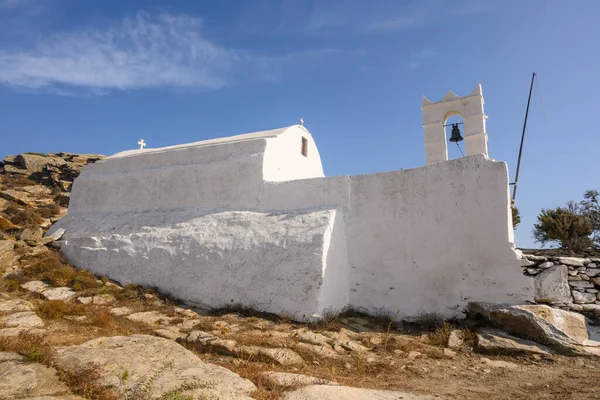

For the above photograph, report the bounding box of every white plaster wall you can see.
[257,155,532,318]
[68,139,267,213]
[54,208,349,320]
[263,126,324,182]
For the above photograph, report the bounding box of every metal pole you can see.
[512,72,536,201]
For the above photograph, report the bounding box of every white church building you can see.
[50,85,533,320]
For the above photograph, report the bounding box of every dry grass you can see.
[37,203,61,218]
[37,300,87,319]
[0,215,19,233]
[2,205,42,228]
[54,364,119,400]
[0,333,53,363]
[0,174,36,188]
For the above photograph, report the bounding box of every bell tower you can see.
[421,84,488,165]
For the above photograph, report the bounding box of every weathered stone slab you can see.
[573,291,596,304]
[295,331,332,346]
[1,311,45,329]
[559,257,586,267]
[126,311,175,327]
[239,346,303,365]
[475,328,554,356]
[283,385,436,399]
[534,265,571,304]
[295,342,340,359]
[467,303,592,354]
[0,299,33,314]
[0,361,71,399]
[42,287,76,301]
[52,335,255,399]
[263,372,337,388]
[185,330,238,356]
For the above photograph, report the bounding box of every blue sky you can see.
[1,0,598,248]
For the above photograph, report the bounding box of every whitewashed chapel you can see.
[50,85,533,320]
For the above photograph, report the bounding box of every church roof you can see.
[111,125,307,159]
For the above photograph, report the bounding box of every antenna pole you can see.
[512,72,536,201]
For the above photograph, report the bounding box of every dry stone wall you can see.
[522,253,600,318]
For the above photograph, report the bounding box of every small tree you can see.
[580,189,600,246]
[533,201,592,254]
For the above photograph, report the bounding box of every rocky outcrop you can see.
[468,302,600,355]
[1,153,105,192]
[0,353,76,399]
[52,335,256,399]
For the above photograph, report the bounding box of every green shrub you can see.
[533,201,592,254]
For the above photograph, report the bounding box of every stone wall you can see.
[523,253,600,318]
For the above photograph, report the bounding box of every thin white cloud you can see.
[407,49,439,69]
[0,12,323,93]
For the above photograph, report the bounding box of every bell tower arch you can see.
[421,84,488,165]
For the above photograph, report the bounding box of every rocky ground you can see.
[2,153,600,400]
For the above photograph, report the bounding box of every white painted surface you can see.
[56,208,348,319]
[422,85,489,165]
[52,124,532,320]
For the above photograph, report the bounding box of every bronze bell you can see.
[449,123,463,143]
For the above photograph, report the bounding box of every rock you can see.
[534,265,572,304]
[585,269,600,277]
[0,351,24,363]
[538,261,556,269]
[20,281,75,301]
[52,335,255,399]
[581,275,591,281]
[0,299,33,313]
[154,328,186,341]
[568,274,581,280]
[185,330,238,356]
[20,228,42,241]
[295,331,332,346]
[126,311,175,327]
[1,311,45,329]
[526,268,539,275]
[468,303,595,354]
[480,357,518,369]
[295,342,340,359]
[525,255,547,261]
[475,328,554,356]
[0,327,48,337]
[592,278,600,285]
[42,287,76,301]
[0,361,72,399]
[239,346,303,365]
[443,348,457,358]
[521,259,536,267]
[92,294,115,305]
[569,281,594,289]
[0,240,15,268]
[77,297,93,305]
[586,289,599,293]
[46,227,66,241]
[448,330,464,349]
[559,257,586,267]
[408,351,422,359]
[109,306,133,316]
[573,291,596,304]
[569,304,584,311]
[263,372,336,388]
[588,263,598,269]
[283,385,436,400]
[339,340,369,352]
[582,304,600,312]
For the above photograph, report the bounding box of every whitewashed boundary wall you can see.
[51,126,532,320]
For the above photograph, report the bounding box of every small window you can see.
[301,137,308,157]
